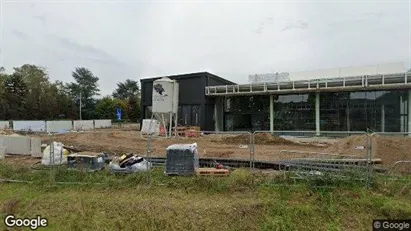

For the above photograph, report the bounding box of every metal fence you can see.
[3,127,411,188]
[252,131,372,187]
[146,130,253,167]
[369,132,411,183]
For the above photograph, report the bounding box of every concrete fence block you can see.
[94,120,112,128]
[73,120,94,130]
[46,121,73,133]
[13,121,46,132]
[30,137,42,157]
[0,135,31,155]
[0,121,10,129]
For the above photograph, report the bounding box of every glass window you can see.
[274,93,315,131]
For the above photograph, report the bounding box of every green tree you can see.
[95,97,127,120]
[67,67,100,119]
[112,79,141,121]
[4,73,27,119]
[14,64,50,119]
[0,69,7,120]
[112,79,140,100]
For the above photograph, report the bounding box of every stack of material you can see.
[108,154,151,173]
[166,143,199,176]
[67,152,105,172]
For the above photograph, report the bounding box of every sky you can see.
[0,0,410,96]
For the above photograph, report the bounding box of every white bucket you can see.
[0,147,5,160]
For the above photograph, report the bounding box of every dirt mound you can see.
[372,135,411,166]
[325,135,368,155]
[218,134,295,145]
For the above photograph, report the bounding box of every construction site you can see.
[1,69,411,230]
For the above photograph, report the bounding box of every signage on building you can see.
[248,72,290,83]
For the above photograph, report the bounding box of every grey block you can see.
[30,137,42,157]
[0,135,31,155]
[165,143,199,176]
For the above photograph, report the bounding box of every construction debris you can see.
[165,143,199,176]
[41,142,70,165]
[67,152,106,172]
[108,154,152,173]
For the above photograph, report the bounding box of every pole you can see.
[79,92,82,120]
[169,112,172,138]
[269,95,274,133]
[315,92,320,136]
[408,90,411,136]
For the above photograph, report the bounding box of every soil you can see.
[1,128,410,169]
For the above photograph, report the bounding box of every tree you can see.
[95,97,127,120]
[4,73,28,119]
[112,79,141,121]
[112,79,140,100]
[14,64,49,119]
[67,67,100,119]
[0,71,7,120]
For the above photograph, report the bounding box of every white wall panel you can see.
[12,121,46,132]
[94,120,112,128]
[73,120,94,130]
[46,121,73,132]
[0,121,10,129]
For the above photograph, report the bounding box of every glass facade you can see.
[320,90,408,132]
[273,94,315,131]
[223,90,409,132]
[224,96,269,131]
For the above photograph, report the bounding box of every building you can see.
[141,66,411,134]
[140,72,235,131]
[207,72,411,133]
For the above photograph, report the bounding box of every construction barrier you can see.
[46,121,73,133]
[0,121,10,129]
[73,120,94,131]
[12,121,46,132]
[94,120,112,129]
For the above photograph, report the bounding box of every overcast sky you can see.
[1,0,410,96]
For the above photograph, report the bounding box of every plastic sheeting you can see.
[141,119,160,135]
[12,121,46,132]
[41,142,70,165]
[166,143,199,176]
[108,155,152,173]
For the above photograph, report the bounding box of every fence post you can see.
[366,132,373,188]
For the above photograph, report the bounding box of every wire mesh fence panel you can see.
[370,132,411,183]
[252,130,370,187]
[146,130,253,177]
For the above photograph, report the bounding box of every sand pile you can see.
[371,135,411,166]
[325,135,368,155]
[218,133,295,145]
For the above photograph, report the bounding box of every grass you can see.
[0,162,411,231]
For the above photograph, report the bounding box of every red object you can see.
[160,126,166,136]
[216,164,224,169]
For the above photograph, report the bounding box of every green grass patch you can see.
[0,162,410,230]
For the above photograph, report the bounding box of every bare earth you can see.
[2,128,411,168]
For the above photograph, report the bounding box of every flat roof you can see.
[205,72,411,96]
[140,71,236,85]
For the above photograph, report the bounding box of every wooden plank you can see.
[196,168,230,176]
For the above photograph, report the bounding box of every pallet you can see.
[185,130,200,137]
[172,126,188,136]
[195,168,230,176]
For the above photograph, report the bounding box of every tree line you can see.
[0,64,140,122]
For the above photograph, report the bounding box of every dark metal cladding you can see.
[140,72,235,131]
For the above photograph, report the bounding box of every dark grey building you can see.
[140,72,235,131]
